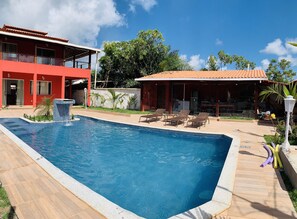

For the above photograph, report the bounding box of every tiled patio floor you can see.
[0,107,296,219]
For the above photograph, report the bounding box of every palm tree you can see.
[106,89,127,110]
[259,82,297,104]
[34,97,53,118]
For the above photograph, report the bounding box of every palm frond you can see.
[259,83,285,104]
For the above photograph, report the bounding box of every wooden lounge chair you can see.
[187,112,209,128]
[139,108,166,123]
[163,109,190,126]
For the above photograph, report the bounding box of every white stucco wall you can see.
[89,88,141,110]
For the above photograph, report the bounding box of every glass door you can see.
[3,79,24,106]
[16,80,24,105]
[2,79,6,106]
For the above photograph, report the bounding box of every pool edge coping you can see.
[0,116,240,219]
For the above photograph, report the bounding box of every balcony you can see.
[1,52,90,69]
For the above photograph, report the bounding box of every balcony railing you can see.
[1,52,89,69]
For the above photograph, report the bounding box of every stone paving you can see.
[0,107,296,219]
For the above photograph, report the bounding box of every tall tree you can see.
[232,55,256,70]
[207,55,219,71]
[265,59,296,83]
[99,29,190,88]
[159,50,192,71]
[218,50,232,70]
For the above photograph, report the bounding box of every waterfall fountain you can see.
[53,99,75,125]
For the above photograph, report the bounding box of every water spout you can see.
[53,99,75,124]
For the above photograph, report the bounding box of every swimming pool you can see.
[0,116,234,219]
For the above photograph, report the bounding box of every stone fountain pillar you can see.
[53,99,75,122]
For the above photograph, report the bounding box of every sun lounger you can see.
[187,112,209,128]
[139,108,166,123]
[163,109,190,126]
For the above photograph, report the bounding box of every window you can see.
[36,48,55,65]
[30,81,52,95]
[2,43,17,60]
[2,43,17,53]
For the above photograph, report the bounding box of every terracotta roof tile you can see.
[136,70,267,81]
[0,24,69,42]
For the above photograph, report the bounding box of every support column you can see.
[165,82,171,113]
[69,79,73,99]
[140,83,145,111]
[87,76,91,106]
[94,51,99,89]
[254,85,259,119]
[33,73,37,107]
[61,76,65,99]
[88,51,92,69]
[73,55,76,68]
[0,71,2,109]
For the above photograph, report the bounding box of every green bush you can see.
[276,120,297,145]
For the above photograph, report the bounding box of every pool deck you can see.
[0,107,296,219]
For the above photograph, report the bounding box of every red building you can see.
[0,25,100,108]
[136,70,269,117]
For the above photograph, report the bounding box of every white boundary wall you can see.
[89,88,141,110]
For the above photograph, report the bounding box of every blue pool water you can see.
[0,116,231,218]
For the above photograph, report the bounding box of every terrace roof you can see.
[136,70,268,82]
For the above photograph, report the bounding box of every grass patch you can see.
[220,116,253,120]
[0,187,10,208]
[280,171,297,212]
[88,107,148,114]
[0,186,15,219]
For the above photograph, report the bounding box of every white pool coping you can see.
[0,116,240,219]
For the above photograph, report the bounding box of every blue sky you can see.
[1,0,297,70]
[98,0,297,70]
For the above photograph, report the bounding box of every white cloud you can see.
[215,38,223,46]
[261,59,270,70]
[181,54,205,70]
[278,55,297,67]
[260,38,288,56]
[0,0,124,46]
[129,0,157,12]
[180,54,187,61]
[129,4,136,13]
[285,38,297,54]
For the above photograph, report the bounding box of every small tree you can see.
[34,97,53,118]
[127,94,138,110]
[106,89,127,110]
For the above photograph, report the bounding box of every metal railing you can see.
[1,52,88,68]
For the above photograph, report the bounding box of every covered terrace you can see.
[136,70,269,118]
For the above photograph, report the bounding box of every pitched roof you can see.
[1,24,69,42]
[135,70,268,81]
[0,24,101,54]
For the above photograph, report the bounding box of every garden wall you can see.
[73,88,141,110]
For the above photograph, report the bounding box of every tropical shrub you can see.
[127,94,138,109]
[90,92,106,107]
[34,97,53,119]
[276,120,297,145]
[106,89,127,110]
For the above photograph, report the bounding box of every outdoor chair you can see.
[163,109,190,126]
[139,108,166,123]
[186,112,209,128]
